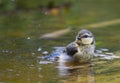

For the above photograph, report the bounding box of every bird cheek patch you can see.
[81,38,93,44]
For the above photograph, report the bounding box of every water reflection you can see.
[57,55,95,83]
[0,44,120,83]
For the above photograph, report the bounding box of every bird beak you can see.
[77,36,81,40]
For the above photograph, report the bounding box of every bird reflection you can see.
[57,56,95,83]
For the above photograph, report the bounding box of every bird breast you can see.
[73,44,95,62]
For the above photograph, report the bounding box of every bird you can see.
[66,29,95,63]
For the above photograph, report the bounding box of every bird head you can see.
[75,29,95,45]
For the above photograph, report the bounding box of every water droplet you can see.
[100,48,109,52]
[42,51,48,55]
[32,52,35,55]
[39,61,53,64]
[37,48,42,51]
[27,37,31,39]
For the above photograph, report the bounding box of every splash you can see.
[95,48,119,60]
[39,47,119,62]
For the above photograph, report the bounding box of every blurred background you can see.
[0,0,120,51]
[0,0,120,83]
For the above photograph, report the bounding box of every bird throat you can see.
[81,38,93,45]
[76,39,94,46]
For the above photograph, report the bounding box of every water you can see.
[0,42,119,83]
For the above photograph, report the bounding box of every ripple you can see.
[39,61,53,64]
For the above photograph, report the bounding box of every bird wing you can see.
[66,42,77,56]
